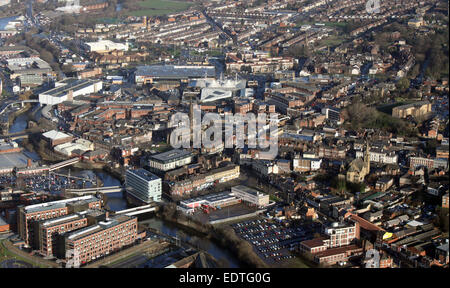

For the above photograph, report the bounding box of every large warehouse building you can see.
[38,78,103,105]
[84,39,129,53]
[135,65,215,85]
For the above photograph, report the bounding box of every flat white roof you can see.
[42,130,72,140]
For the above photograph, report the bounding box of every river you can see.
[8,113,28,134]
[0,16,19,30]
[9,107,242,267]
[140,218,241,268]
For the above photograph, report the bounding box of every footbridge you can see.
[113,204,158,217]
[15,158,83,175]
[49,158,80,171]
[0,131,31,141]
[0,99,39,115]
[64,186,123,196]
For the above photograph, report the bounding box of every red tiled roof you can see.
[314,245,362,258]
[349,214,384,232]
[300,237,327,248]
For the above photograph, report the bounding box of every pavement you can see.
[0,232,14,240]
[1,239,59,268]
[83,239,168,268]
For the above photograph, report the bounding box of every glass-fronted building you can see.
[125,169,162,203]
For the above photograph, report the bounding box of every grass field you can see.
[0,240,47,268]
[126,0,192,17]
[315,35,346,48]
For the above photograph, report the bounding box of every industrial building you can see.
[42,130,73,147]
[38,78,103,105]
[177,185,269,214]
[125,169,162,204]
[178,191,240,214]
[135,65,215,85]
[83,39,129,53]
[0,141,36,174]
[6,57,53,86]
[54,139,94,157]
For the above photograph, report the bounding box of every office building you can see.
[321,107,341,124]
[63,215,137,265]
[36,213,89,257]
[148,149,193,172]
[18,195,102,247]
[126,169,162,203]
[231,185,269,207]
[42,130,73,147]
[323,221,360,248]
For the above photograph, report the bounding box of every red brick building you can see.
[18,196,102,247]
[37,213,90,257]
[42,130,74,147]
[64,215,137,265]
[314,245,363,265]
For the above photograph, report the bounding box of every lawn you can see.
[315,35,346,48]
[126,0,192,17]
[0,240,47,268]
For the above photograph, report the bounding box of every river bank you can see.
[156,203,268,268]
[4,104,33,134]
[5,105,257,268]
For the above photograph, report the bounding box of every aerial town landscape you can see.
[0,0,448,270]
